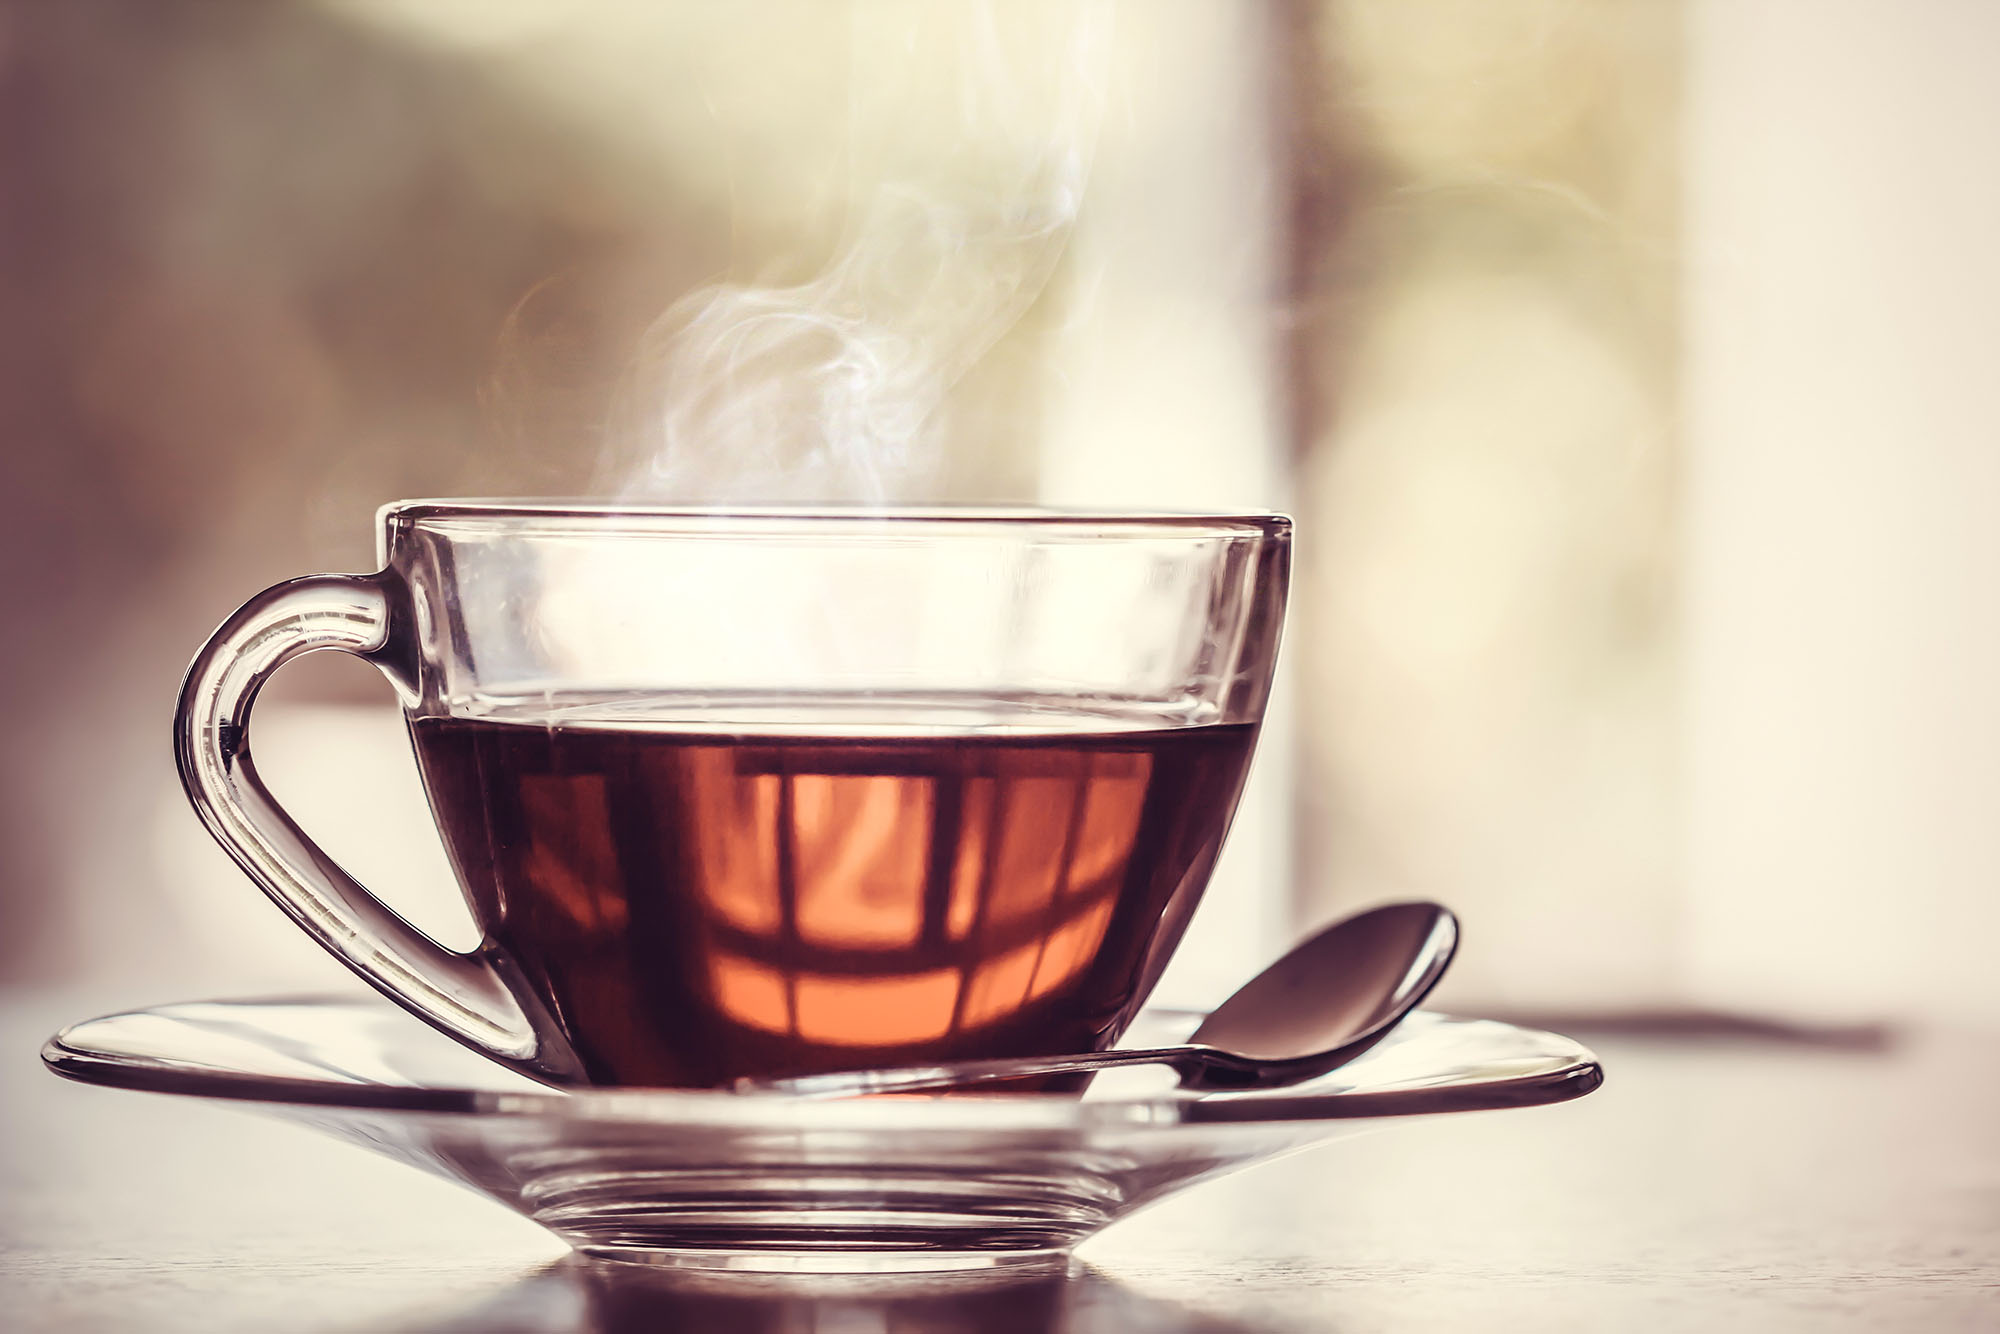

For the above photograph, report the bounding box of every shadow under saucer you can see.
[369,1254,1273,1334]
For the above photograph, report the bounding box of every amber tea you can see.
[412,706,1258,1088]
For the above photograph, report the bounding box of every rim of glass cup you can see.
[378,499,1293,536]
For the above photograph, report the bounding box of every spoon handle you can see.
[735,1045,1217,1098]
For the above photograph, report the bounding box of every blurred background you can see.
[3,0,1996,1031]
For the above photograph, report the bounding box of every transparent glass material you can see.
[175,504,1291,1088]
[43,997,1601,1273]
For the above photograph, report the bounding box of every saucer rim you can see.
[41,995,1603,1130]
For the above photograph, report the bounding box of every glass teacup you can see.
[175,503,1289,1087]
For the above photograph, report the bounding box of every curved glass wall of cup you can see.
[374,502,1290,1079]
[378,503,1289,732]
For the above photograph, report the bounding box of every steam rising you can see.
[598,1,1111,504]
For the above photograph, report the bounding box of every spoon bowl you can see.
[742,900,1459,1098]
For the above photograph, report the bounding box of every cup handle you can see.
[174,574,583,1085]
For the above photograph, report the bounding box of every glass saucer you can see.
[42,996,1600,1274]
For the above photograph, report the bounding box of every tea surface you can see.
[410,709,1256,1087]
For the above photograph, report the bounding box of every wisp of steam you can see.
[597,1,1111,505]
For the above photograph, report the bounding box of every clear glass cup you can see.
[175,502,1290,1087]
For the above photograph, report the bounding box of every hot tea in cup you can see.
[176,504,1289,1088]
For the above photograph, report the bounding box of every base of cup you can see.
[569,1240,1076,1276]
[528,1167,1113,1274]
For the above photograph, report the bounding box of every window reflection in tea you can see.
[411,706,1257,1088]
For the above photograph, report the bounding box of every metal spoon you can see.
[739,900,1459,1098]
